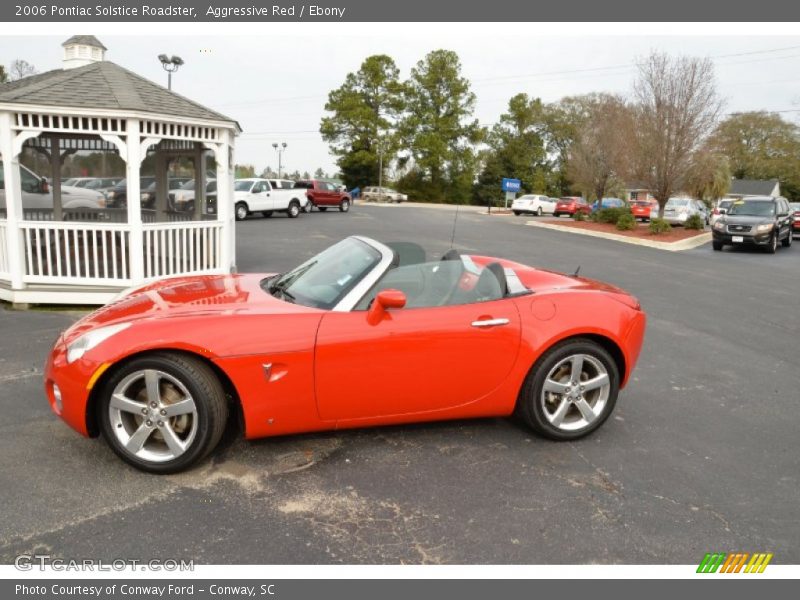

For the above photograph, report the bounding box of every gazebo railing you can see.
[0,220,9,279]
[15,219,223,286]
[0,208,217,223]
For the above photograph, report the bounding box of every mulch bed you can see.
[551,219,708,243]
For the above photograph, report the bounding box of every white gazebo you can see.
[0,36,240,305]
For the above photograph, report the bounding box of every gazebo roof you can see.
[0,60,239,129]
[61,35,107,50]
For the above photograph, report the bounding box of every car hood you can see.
[722,215,774,226]
[63,274,316,342]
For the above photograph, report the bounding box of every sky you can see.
[2,33,799,176]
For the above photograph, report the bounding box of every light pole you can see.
[374,137,385,199]
[158,54,184,90]
[272,142,287,178]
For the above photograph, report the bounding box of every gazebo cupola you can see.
[62,35,107,69]
[0,36,241,306]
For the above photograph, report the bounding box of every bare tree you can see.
[566,94,634,202]
[632,52,723,218]
[9,59,37,81]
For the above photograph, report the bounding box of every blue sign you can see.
[502,178,521,192]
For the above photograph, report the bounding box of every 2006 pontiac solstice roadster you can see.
[45,236,646,473]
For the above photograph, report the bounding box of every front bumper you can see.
[44,336,98,437]
[712,230,773,246]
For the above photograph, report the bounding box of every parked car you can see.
[234,178,310,220]
[44,235,646,472]
[170,180,217,214]
[662,197,708,226]
[0,161,106,214]
[140,177,192,209]
[105,177,156,209]
[712,196,794,253]
[710,199,735,227]
[789,202,800,237]
[591,198,627,212]
[553,197,591,218]
[295,179,352,212]
[268,179,297,190]
[362,186,408,203]
[631,199,659,222]
[512,194,556,216]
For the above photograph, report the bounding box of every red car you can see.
[44,237,647,473]
[790,202,800,235]
[294,179,351,212]
[631,199,659,221]
[553,197,591,217]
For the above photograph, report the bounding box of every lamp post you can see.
[158,54,184,90]
[272,142,287,178]
[374,136,385,200]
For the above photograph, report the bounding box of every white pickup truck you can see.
[233,178,309,221]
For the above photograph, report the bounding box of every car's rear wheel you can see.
[262,211,273,218]
[781,230,792,247]
[712,241,723,251]
[536,207,543,216]
[287,201,301,218]
[98,353,228,474]
[318,206,327,212]
[235,202,248,221]
[517,339,618,441]
[339,198,350,212]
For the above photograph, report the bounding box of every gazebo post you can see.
[50,134,63,222]
[0,111,26,293]
[125,118,144,285]
[155,150,169,222]
[217,129,235,273]
[193,144,206,221]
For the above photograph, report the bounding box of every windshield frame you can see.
[261,236,395,312]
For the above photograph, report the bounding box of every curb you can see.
[523,221,711,252]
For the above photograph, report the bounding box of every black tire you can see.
[235,202,249,221]
[712,241,723,251]
[302,202,312,213]
[552,212,559,217]
[287,201,301,218]
[262,211,273,218]
[536,207,543,217]
[98,352,229,474]
[781,230,792,247]
[767,232,778,254]
[513,211,521,216]
[186,201,195,214]
[516,338,619,441]
[339,198,351,212]
[318,207,328,212]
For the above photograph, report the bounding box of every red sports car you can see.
[44,237,646,473]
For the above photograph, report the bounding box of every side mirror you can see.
[367,289,406,325]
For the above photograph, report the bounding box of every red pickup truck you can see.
[294,180,351,213]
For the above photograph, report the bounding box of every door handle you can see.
[471,318,510,328]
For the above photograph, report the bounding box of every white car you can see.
[709,199,735,227]
[170,179,217,213]
[1,162,107,215]
[233,178,310,220]
[663,197,709,226]
[363,186,408,203]
[511,194,556,216]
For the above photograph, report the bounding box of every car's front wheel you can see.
[712,241,723,251]
[98,353,229,474]
[287,201,301,218]
[536,207,543,216]
[781,230,792,247]
[340,198,350,212]
[517,339,619,441]
[767,232,778,254]
[235,202,248,221]
[302,202,312,213]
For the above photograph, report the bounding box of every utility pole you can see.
[158,54,184,90]
[272,142,287,178]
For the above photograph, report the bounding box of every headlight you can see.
[107,190,116,199]
[66,323,130,364]
[756,223,774,233]
[713,221,725,230]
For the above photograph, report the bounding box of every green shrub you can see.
[616,213,636,231]
[649,218,672,234]
[573,211,586,221]
[685,214,705,230]
[595,207,631,225]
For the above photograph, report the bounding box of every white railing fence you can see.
[10,220,223,287]
[143,221,223,279]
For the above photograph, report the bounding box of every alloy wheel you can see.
[540,353,610,432]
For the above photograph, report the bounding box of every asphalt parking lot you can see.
[1,203,798,564]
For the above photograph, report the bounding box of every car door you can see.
[314,299,521,422]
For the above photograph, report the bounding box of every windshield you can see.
[180,180,196,190]
[727,200,775,217]
[789,203,800,211]
[235,180,254,191]
[261,238,382,310]
[666,198,690,207]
